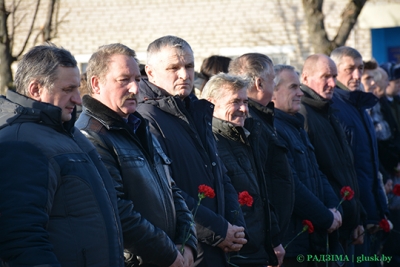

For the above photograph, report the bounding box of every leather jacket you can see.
[76,95,197,267]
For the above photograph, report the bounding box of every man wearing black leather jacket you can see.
[76,43,196,267]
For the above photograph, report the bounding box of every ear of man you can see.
[145,65,154,82]
[255,77,263,92]
[301,72,308,85]
[28,80,42,101]
[91,76,101,95]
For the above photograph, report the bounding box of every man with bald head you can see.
[330,47,388,267]
[298,54,365,257]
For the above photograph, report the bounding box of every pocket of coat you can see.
[122,156,145,167]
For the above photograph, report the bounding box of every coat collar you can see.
[274,108,305,129]
[4,90,75,134]
[334,85,378,110]
[300,84,331,111]
[212,117,249,144]
[81,94,144,131]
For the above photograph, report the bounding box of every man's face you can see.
[257,68,276,105]
[94,54,141,118]
[146,46,195,99]
[302,57,337,100]
[272,69,303,115]
[336,56,364,91]
[361,69,377,94]
[212,86,248,127]
[386,79,400,97]
[373,68,389,98]
[38,66,81,122]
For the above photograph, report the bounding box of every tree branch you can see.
[14,0,40,59]
[42,0,56,42]
[333,0,368,46]
[302,0,332,54]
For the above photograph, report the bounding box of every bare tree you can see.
[302,0,368,55]
[0,0,59,95]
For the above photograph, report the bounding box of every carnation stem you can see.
[180,194,204,255]
[283,229,305,250]
[335,198,344,210]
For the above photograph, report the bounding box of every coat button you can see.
[212,162,216,166]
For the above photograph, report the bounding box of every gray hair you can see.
[147,35,192,65]
[330,46,362,67]
[14,43,77,96]
[229,53,274,86]
[273,64,296,89]
[201,72,249,100]
[86,43,137,95]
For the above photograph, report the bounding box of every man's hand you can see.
[268,244,285,267]
[175,245,194,267]
[352,225,364,245]
[217,223,247,252]
[327,208,342,233]
[169,250,184,267]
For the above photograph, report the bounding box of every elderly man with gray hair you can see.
[272,64,342,267]
[201,72,278,267]
[229,53,294,266]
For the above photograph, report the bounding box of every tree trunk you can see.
[43,0,56,42]
[0,0,14,94]
[302,0,368,55]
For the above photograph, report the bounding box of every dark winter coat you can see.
[299,85,366,240]
[137,78,245,267]
[0,90,124,267]
[212,117,278,266]
[247,100,294,246]
[274,109,339,257]
[75,95,197,267]
[377,96,400,175]
[332,84,389,224]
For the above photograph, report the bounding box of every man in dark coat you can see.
[137,35,247,267]
[272,64,342,267]
[299,54,365,260]
[0,44,124,267]
[75,43,196,267]
[201,72,278,267]
[330,46,389,267]
[228,53,294,266]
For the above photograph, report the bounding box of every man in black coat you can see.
[75,43,196,267]
[0,44,124,267]
[201,72,278,267]
[272,64,342,267]
[137,36,247,267]
[299,54,365,255]
[229,53,294,266]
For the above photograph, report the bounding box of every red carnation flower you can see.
[336,186,354,210]
[379,219,390,233]
[198,184,215,199]
[302,220,314,234]
[238,191,253,207]
[340,186,355,201]
[393,184,400,196]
